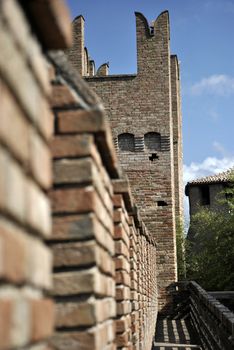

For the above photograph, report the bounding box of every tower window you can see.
[200,185,210,205]
[118,133,135,152]
[157,200,168,207]
[144,132,161,151]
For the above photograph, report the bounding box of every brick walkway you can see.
[153,319,201,350]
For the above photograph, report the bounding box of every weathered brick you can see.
[114,224,130,248]
[50,83,78,108]
[22,0,72,49]
[50,186,113,235]
[57,110,106,134]
[52,240,114,276]
[116,286,131,301]
[0,218,52,288]
[51,134,95,159]
[50,320,115,350]
[0,299,12,349]
[51,214,115,255]
[55,297,115,327]
[116,328,132,347]
[114,256,130,273]
[116,315,131,334]
[26,179,51,237]
[53,158,113,216]
[0,21,42,131]
[0,220,26,283]
[53,267,115,297]
[115,240,130,260]
[116,271,131,287]
[30,129,52,189]
[5,151,26,222]
[30,299,54,341]
[0,81,29,165]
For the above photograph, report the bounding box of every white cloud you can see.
[191,74,234,96]
[183,156,234,184]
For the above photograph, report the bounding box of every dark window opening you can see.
[225,192,233,201]
[144,132,161,151]
[149,153,159,161]
[118,133,134,152]
[157,200,168,207]
[200,185,210,205]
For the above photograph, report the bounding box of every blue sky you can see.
[66,0,234,186]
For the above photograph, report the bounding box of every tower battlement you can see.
[67,11,184,314]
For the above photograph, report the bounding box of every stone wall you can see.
[67,11,184,312]
[0,0,71,349]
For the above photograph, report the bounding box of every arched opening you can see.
[144,132,161,151]
[118,133,135,152]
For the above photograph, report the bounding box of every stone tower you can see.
[67,11,183,313]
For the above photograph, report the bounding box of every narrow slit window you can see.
[200,185,210,205]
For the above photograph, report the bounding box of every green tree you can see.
[186,177,234,291]
[176,218,186,280]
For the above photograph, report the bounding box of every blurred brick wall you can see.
[0,0,71,349]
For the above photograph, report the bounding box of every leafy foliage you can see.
[176,218,186,280]
[186,177,234,291]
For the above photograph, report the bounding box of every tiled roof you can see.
[187,168,234,186]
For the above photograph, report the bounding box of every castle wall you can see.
[0,0,71,348]
[0,1,183,347]
[47,52,158,350]
[171,56,184,221]
[68,11,183,313]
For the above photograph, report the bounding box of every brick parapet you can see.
[0,0,71,348]
[47,52,158,349]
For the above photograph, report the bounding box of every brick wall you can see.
[67,11,184,313]
[47,52,158,350]
[0,2,166,348]
[0,1,71,349]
